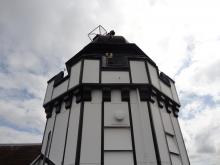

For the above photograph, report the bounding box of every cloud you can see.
[0,126,42,143]
[179,106,220,165]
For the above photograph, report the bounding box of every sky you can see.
[0,0,220,164]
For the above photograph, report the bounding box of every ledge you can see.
[43,83,181,118]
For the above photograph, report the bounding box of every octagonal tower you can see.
[32,31,190,165]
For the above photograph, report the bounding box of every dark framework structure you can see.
[32,31,190,165]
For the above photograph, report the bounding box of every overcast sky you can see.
[0,0,220,164]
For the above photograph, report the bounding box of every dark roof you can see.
[0,143,41,165]
[65,34,156,72]
[92,35,128,44]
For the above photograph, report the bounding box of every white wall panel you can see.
[150,97,171,164]
[161,105,174,135]
[171,115,190,165]
[64,98,81,165]
[166,135,179,154]
[147,63,160,89]
[80,102,101,164]
[44,81,54,104]
[104,128,132,150]
[130,90,157,164]
[130,90,138,104]
[171,154,182,165]
[52,79,68,99]
[49,102,69,164]
[82,60,100,83]
[101,71,130,83]
[68,61,81,89]
[41,109,56,155]
[160,81,172,99]
[111,90,121,103]
[91,90,102,103]
[104,152,133,165]
[104,102,130,127]
[170,82,180,104]
[130,61,148,83]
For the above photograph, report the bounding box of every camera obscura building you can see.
[32,31,190,165]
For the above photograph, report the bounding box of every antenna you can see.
[88,25,107,41]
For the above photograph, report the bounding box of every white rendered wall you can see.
[159,81,173,99]
[166,135,179,154]
[52,79,68,99]
[49,102,69,164]
[160,104,182,163]
[104,152,134,165]
[130,90,157,165]
[147,63,160,89]
[104,102,130,127]
[41,108,56,155]
[130,61,148,83]
[44,80,54,104]
[104,128,132,150]
[170,81,180,104]
[147,62,178,101]
[160,103,174,136]
[101,71,130,83]
[40,57,188,165]
[104,97,132,151]
[82,60,100,83]
[171,113,190,165]
[171,154,182,165]
[150,96,171,165]
[104,90,133,165]
[69,61,81,89]
[63,97,81,165]
[80,91,102,165]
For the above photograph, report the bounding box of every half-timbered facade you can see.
[32,32,190,165]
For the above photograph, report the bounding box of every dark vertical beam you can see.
[144,60,162,164]
[61,97,73,165]
[128,60,132,83]
[79,59,84,84]
[99,57,103,164]
[41,119,48,154]
[43,131,51,165]
[75,102,85,165]
[48,111,57,158]
[101,100,104,165]
[147,101,162,165]
[99,58,102,84]
[145,61,152,84]
[127,99,137,165]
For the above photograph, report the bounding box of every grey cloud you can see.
[197,143,216,154]
[195,131,216,154]
[184,35,196,52]
[0,0,125,143]
[0,126,42,143]
[193,59,220,84]
[179,91,218,120]
[174,35,195,77]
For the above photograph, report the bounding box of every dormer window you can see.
[102,53,128,69]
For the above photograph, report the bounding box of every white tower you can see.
[32,31,190,165]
